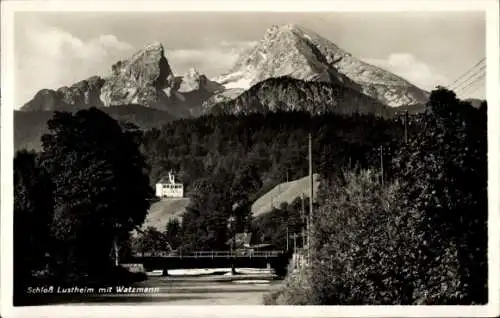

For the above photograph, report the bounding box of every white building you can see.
[155,172,184,198]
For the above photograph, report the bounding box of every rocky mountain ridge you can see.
[22,76,105,112]
[20,24,431,117]
[21,43,221,118]
[212,24,429,108]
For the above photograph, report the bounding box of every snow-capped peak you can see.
[213,23,429,107]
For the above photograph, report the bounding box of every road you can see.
[23,272,282,306]
[91,278,280,305]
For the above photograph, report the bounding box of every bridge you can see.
[124,250,290,276]
[132,250,284,259]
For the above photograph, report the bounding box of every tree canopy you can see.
[38,107,153,279]
[14,150,54,300]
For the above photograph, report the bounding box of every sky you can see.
[13,11,486,108]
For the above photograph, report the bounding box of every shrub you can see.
[263,259,314,305]
[307,169,465,304]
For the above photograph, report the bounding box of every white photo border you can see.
[1,1,499,317]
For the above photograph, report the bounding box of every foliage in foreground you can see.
[263,265,314,305]
[14,108,154,303]
[14,150,54,298]
[310,170,469,304]
[266,88,487,305]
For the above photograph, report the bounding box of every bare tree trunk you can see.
[113,237,119,267]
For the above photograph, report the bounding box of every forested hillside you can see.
[15,105,176,150]
[142,111,412,195]
[204,77,393,118]
[139,110,424,252]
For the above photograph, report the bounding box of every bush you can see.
[308,170,415,304]
[299,169,465,305]
[262,290,281,305]
[263,259,314,305]
[391,89,487,304]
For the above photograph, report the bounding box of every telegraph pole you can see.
[286,226,289,251]
[308,132,314,263]
[301,193,306,248]
[292,233,298,254]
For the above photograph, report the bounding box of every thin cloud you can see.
[363,53,450,91]
[15,21,134,107]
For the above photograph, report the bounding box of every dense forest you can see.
[137,109,419,252]
[14,104,176,151]
[142,110,415,194]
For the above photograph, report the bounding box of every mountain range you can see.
[16,23,432,150]
[211,24,428,108]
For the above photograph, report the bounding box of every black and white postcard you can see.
[1,0,499,317]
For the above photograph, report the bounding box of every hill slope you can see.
[206,76,393,118]
[251,174,320,217]
[141,197,191,230]
[14,105,175,151]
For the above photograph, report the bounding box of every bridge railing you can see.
[132,250,284,258]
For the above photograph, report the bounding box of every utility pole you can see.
[301,193,306,249]
[379,145,384,186]
[286,226,289,251]
[308,132,314,263]
[228,216,236,275]
[404,110,409,144]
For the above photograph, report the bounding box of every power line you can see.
[448,58,484,88]
[455,70,486,96]
[460,76,486,97]
[453,63,485,88]
[466,78,486,97]
[447,58,485,89]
